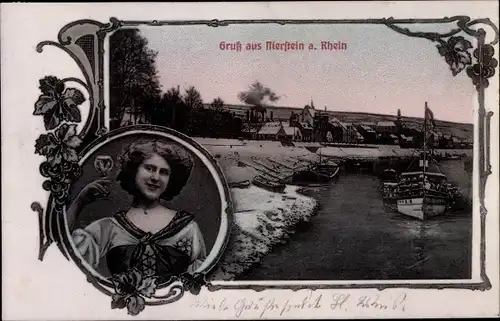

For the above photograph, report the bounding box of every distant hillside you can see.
[219,104,474,141]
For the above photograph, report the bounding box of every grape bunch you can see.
[40,160,83,205]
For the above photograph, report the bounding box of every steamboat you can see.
[395,102,452,220]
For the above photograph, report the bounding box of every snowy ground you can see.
[196,139,320,280]
[209,185,317,280]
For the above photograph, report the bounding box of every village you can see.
[221,101,473,150]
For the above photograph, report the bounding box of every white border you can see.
[1,2,498,319]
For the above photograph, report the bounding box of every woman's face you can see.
[134,153,171,200]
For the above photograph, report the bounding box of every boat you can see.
[252,175,286,193]
[291,160,340,183]
[446,184,462,209]
[395,102,452,220]
[379,168,399,182]
[442,153,461,160]
[382,181,399,201]
[317,162,340,179]
[396,171,449,219]
[292,165,339,183]
[228,180,251,189]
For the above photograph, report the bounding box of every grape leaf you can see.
[39,76,64,95]
[111,294,127,310]
[136,276,158,298]
[33,95,57,116]
[35,124,83,166]
[62,88,84,122]
[33,87,85,130]
[126,296,146,316]
[34,134,58,156]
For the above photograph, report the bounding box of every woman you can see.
[67,140,207,284]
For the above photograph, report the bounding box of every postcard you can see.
[1,1,499,319]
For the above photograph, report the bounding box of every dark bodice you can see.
[107,210,194,284]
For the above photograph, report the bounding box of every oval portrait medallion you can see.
[54,125,232,309]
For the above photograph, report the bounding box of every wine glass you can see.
[94,155,114,177]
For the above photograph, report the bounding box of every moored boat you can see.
[292,162,340,183]
[394,102,452,220]
[228,180,251,189]
[382,181,398,201]
[396,171,449,219]
[379,168,399,182]
[252,175,286,193]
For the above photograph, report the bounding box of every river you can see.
[238,160,472,280]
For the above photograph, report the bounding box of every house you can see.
[376,121,397,135]
[313,113,330,142]
[356,124,377,144]
[439,134,454,148]
[451,136,462,148]
[389,134,399,145]
[341,122,364,144]
[289,111,312,141]
[326,117,346,143]
[359,121,377,127]
[119,106,147,127]
[462,138,473,148]
[299,105,315,125]
[256,122,285,140]
[241,123,260,140]
[298,121,313,141]
[282,124,302,141]
[400,134,415,148]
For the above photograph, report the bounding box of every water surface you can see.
[239,160,472,280]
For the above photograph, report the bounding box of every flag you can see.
[425,105,436,129]
[419,159,429,168]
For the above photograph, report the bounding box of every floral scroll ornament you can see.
[384,18,498,86]
[436,36,473,76]
[111,269,159,316]
[32,77,207,316]
[33,76,86,206]
[33,76,85,130]
[179,272,207,295]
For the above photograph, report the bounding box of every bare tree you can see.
[210,97,225,112]
[109,29,162,128]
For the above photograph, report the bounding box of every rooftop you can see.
[401,171,446,177]
[377,121,396,127]
[282,125,298,136]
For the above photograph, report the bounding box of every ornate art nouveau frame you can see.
[31,17,498,315]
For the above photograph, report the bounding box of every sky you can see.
[136,23,476,124]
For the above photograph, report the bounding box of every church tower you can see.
[396,108,402,135]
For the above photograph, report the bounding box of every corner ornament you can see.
[385,16,499,85]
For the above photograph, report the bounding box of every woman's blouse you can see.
[71,210,207,283]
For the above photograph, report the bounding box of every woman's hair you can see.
[116,140,194,201]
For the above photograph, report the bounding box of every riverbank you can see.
[201,140,320,280]
[209,185,318,280]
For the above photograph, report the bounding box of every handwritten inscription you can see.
[190,291,407,318]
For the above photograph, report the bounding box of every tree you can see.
[210,97,225,112]
[109,29,162,128]
[160,86,188,131]
[238,81,280,122]
[183,86,204,110]
[180,86,204,135]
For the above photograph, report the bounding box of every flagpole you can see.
[423,102,427,179]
